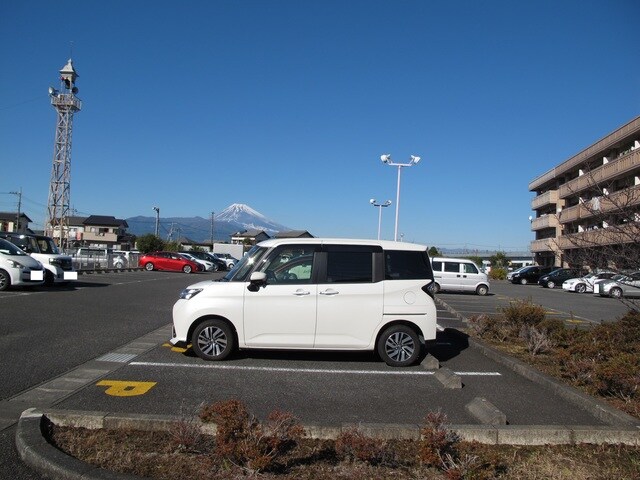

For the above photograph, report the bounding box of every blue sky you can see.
[1,0,638,252]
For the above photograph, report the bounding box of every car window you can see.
[260,245,318,284]
[462,262,478,274]
[326,248,374,283]
[385,250,432,280]
[432,261,442,272]
[444,262,460,273]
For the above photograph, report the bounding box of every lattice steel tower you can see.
[46,59,82,247]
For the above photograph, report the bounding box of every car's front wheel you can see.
[183,265,193,274]
[575,283,586,293]
[377,325,421,367]
[192,319,235,361]
[145,262,154,271]
[476,284,489,296]
[610,287,623,299]
[0,270,10,291]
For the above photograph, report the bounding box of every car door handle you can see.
[319,289,339,296]
[292,289,310,296]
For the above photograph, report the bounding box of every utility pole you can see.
[153,206,160,237]
[9,188,22,232]
[210,211,215,251]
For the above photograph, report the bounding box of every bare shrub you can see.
[519,325,555,355]
[199,399,305,473]
[467,314,511,342]
[440,452,480,480]
[335,427,386,464]
[500,298,546,327]
[419,411,460,467]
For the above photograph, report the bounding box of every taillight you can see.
[422,281,436,299]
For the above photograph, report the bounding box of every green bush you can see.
[499,299,546,327]
[488,268,507,280]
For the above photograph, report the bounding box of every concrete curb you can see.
[435,297,640,427]
[15,408,640,480]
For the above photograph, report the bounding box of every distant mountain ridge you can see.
[126,203,290,242]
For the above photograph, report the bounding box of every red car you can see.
[139,252,199,273]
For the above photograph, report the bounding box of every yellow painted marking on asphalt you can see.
[96,380,156,397]
[162,342,189,353]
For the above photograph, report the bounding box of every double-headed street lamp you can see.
[380,154,421,241]
[370,199,392,240]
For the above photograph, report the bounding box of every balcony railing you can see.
[557,222,640,249]
[531,215,559,231]
[558,184,640,224]
[558,149,640,199]
[530,238,557,253]
[531,190,559,210]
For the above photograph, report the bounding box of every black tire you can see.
[520,278,528,285]
[377,325,421,367]
[183,264,193,274]
[44,270,55,286]
[192,319,235,361]
[575,283,586,293]
[0,270,10,291]
[145,262,154,271]
[476,284,489,296]
[547,281,555,289]
[610,287,623,299]
[228,263,234,270]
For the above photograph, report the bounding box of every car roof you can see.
[256,238,427,251]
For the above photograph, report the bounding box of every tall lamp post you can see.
[380,154,421,241]
[153,206,160,237]
[370,199,392,240]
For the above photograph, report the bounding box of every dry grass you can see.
[50,426,640,479]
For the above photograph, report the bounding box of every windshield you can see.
[36,236,60,254]
[0,238,28,256]
[222,246,267,282]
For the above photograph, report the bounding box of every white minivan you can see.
[0,238,44,291]
[431,257,490,295]
[171,238,438,367]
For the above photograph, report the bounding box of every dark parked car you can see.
[181,251,227,271]
[139,252,199,273]
[538,268,584,288]
[509,265,554,285]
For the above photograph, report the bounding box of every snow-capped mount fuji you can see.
[215,203,288,233]
[125,203,290,242]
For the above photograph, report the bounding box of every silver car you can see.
[594,272,640,298]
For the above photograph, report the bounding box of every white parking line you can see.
[130,361,501,376]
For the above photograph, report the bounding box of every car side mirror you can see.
[248,271,267,291]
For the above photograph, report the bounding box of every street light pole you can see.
[153,206,160,237]
[380,154,421,241]
[370,199,392,240]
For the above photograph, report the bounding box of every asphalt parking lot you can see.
[2,271,638,479]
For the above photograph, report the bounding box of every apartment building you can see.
[529,115,640,268]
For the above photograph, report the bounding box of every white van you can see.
[0,233,77,285]
[171,238,438,367]
[431,257,489,295]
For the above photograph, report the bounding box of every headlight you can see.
[49,258,62,266]
[179,288,203,300]
[7,260,25,269]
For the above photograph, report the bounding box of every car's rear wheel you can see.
[183,265,192,274]
[0,270,10,291]
[575,283,586,293]
[192,319,235,361]
[145,262,154,271]
[520,278,528,285]
[610,287,623,299]
[547,281,556,289]
[228,263,234,269]
[377,325,421,367]
[476,284,489,296]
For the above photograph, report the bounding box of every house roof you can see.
[274,230,314,238]
[0,211,33,222]
[83,215,128,228]
[232,229,270,238]
[67,216,88,226]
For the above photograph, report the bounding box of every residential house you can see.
[0,212,32,233]
[230,229,270,246]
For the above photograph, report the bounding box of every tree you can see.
[164,241,180,252]
[489,251,508,268]
[136,234,165,253]
[428,246,440,257]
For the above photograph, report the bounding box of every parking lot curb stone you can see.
[466,397,507,425]
[16,408,640,480]
[435,297,640,427]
